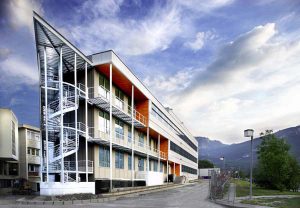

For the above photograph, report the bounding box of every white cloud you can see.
[61,0,233,56]
[178,0,234,13]
[0,48,11,60]
[144,68,197,100]
[0,55,38,88]
[149,23,300,143]
[7,0,44,31]
[81,0,124,18]
[184,31,216,51]
[69,3,181,56]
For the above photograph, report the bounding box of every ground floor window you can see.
[99,146,110,167]
[115,151,124,169]
[138,158,144,171]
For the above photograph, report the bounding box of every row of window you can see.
[181,165,197,175]
[151,104,197,152]
[99,111,154,149]
[99,74,132,113]
[99,146,164,172]
[27,147,40,156]
[12,121,16,156]
[27,130,40,141]
[170,141,197,163]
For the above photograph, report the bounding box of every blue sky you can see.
[1,0,300,143]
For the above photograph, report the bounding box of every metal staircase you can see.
[43,65,91,183]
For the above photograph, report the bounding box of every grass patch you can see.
[234,179,300,197]
[241,197,300,208]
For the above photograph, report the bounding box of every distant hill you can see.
[196,125,300,172]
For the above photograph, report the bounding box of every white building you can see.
[34,12,198,195]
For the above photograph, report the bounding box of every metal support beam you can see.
[74,53,78,182]
[131,85,134,187]
[158,134,160,173]
[147,127,149,182]
[43,47,49,183]
[109,63,113,191]
[85,62,88,182]
[167,160,169,183]
[59,47,64,183]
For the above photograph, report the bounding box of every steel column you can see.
[109,63,113,191]
[85,62,88,182]
[74,53,78,182]
[43,47,49,182]
[59,47,64,183]
[147,127,149,181]
[131,85,134,187]
[158,134,160,172]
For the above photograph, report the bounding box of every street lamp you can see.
[244,129,254,200]
[220,156,225,171]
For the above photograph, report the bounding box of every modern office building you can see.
[33,12,198,196]
[19,124,41,191]
[0,108,19,194]
[0,108,41,194]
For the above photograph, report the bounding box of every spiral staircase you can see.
[43,67,88,182]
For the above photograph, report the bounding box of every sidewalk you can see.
[213,183,272,208]
[1,182,195,206]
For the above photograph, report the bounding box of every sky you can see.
[0,0,300,144]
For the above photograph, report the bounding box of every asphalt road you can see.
[1,181,224,208]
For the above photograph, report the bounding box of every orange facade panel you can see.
[135,100,149,126]
[160,138,168,159]
[175,163,180,176]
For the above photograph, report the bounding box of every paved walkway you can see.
[0,181,224,208]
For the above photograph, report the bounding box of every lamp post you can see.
[220,156,225,172]
[244,129,254,200]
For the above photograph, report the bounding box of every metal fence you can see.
[209,170,231,200]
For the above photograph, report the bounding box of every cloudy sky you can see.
[0,0,300,144]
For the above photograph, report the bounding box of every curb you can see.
[16,183,195,205]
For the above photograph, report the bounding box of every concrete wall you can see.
[0,109,18,161]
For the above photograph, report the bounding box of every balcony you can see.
[28,171,39,177]
[45,160,93,173]
[89,129,166,160]
[88,86,146,128]
[27,138,40,149]
[27,155,41,164]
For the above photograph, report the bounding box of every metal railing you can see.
[88,86,147,126]
[209,170,231,200]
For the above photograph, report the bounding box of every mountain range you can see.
[196,125,300,172]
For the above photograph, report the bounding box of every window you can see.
[28,164,35,172]
[138,158,144,171]
[36,149,40,156]
[160,162,163,172]
[182,165,197,175]
[128,154,132,170]
[35,134,40,141]
[170,141,197,164]
[115,119,124,140]
[149,161,152,171]
[32,149,36,156]
[151,104,198,151]
[138,132,144,147]
[11,121,16,156]
[154,161,158,172]
[99,146,110,167]
[128,98,132,114]
[128,126,132,143]
[27,148,31,155]
[99,74,110,99]
[115,88,124,110]
[99,111,110,133]
[115,151,124,169]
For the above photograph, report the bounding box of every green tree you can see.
[255,130,300,191]
[198,159,214,169]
